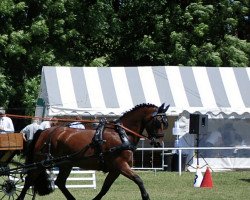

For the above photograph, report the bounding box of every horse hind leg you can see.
[16,174,34,200]
[92,171,120,200]
[54,166,75,200]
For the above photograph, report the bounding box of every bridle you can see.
[147,112,168,139]
[154,113,168,129]
[116,112,168,141]
[145,104,170,147]
[115,103,170,147]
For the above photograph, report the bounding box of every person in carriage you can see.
[0,107,15,160]
[0,107,14,134]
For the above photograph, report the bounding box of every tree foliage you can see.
[0,0,249,116]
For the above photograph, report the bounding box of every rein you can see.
[5,114,98,123]
[115,124,149,140]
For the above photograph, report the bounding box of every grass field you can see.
[21,170,250,200]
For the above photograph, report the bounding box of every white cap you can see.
[0,107,5,115]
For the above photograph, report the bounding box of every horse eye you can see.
[153,119,161,128]
[156,116,162,121]
[160,116,168,128]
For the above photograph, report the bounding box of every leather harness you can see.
[90,119,136,171]
[35,119,136,172]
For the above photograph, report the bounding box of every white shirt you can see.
[69,122,85,129]
[38,121,51,130]
[0,116,15,133]
[21,122,40,140]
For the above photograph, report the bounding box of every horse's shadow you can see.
[240,179,250,183]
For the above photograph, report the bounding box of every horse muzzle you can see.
[154,132,164,138]
[150,139,162,147]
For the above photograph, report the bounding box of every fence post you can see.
[178,149,182,176]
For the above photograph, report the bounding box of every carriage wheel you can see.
[0,161,36,200]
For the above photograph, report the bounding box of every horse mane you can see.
[120,103,157,120]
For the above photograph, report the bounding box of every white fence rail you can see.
[52,169,96,189]
[135,146,250,175]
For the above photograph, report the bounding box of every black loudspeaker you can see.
[189,114,208,135]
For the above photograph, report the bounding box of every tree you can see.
[112,0,249,66]
[0,0,249,123]
[0,71,15,108]
[22,76,41,116]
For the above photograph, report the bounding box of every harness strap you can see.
[91,119,107,170]
[92,119,106,145]
[33,127,92,168]
[32,120,138,171]
[91,120,137,171]
[108,143,136,153]
[109,122,136,152]
[37,129,55,161]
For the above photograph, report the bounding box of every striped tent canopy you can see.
[35,66,250,118]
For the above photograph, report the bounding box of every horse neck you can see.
[120,114,144,133]
[119,111,150,144]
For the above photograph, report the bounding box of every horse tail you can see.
[34,170,55,196]
[27,129,55,196]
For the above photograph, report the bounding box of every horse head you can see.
[145,103,170,147]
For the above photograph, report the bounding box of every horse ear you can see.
[153,103,170,116]
[158,103,170,114]
[163,104,170,113]
[158,103,165,113]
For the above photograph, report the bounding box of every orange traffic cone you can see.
[200,167,213,188]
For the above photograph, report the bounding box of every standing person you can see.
[221,123,243,146]
[21,117,40,155]
[0,107,14,134]
[202,130,223,157]
[21,117,40,141]
[204,130,223,147]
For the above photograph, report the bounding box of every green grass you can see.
[23,170,250,200]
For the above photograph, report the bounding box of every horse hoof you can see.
[142,194,150,200]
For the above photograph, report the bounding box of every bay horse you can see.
[17,103,169,200]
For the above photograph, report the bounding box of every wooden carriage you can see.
[0,133,23,163]
[0,133,26,199]
[0,133,23,150]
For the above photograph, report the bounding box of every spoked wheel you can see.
[0,161,36,200]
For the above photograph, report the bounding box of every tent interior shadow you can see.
[239,179,250,183]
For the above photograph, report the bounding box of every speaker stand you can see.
[186,134,209,169]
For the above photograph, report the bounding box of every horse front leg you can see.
[92,171,120,200]
[54,166,75,200]
[120,163,150,200]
